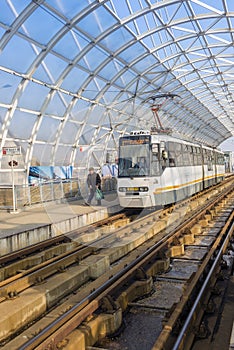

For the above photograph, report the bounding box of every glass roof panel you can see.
[0,71,21,104]
[100,27,133,51]
[32,144,53,165]
[17,81,50,110]
[132,54,159,70]
[9,0,30,14]
[33,53,68,83]
[19,6,64,45]
[98,59,124,80]
[0,35,38,72]
[53,30,89,60]
[36,116,61,143]
[45,0,90,18]
[78,6,118,38]
[0,0,233,181]
[7,110,37,139]
[119,42,147,62]
[59,121,79,145]
[114,70,137,88]
[100,87,122,104]
[107,0,131,19]
[0,106,7,123]
[0,1,16,25]
[84,46,109,70]
[60,66,90,92]
[44,92,68,117]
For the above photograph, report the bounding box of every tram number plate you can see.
[127,187,139,191]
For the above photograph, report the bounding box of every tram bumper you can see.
[118,194,153,208]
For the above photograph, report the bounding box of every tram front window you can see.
[119,139,150,177]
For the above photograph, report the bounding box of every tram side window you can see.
[217,153,224,165]
[192,147,196,165]
[197,147,202,165]
[194,147,202,166]
[189,146,194,165]
[221,154,224,165]
[168,142,176,167]
[203,149,208,165]
[214,152,218,166]
[204,150,207,165]
[168,142,183,167]
[181,144,192,166]
[207,150,214,171]
[151,144,161,175]
[182,144,188,166]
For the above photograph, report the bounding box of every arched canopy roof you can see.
[0,0,234,171]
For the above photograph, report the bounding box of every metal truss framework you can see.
[0,0,233,174]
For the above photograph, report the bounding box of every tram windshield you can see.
[119,135,150,177]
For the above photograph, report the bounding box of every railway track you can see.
[0,177,233,349]
[0,213,128,266]
[0,213,131,301]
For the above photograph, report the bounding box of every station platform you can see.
[0,193,120,255]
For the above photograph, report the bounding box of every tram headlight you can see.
[119,187,127,192]
[139,187,149,192]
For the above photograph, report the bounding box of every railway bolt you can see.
[35,276,45,285]
[8,290,18,299]
[220,258,228,269]
[135,267,148,281]
[56,338,69,349]
[101,295,120,313]
[194,321,210,339]
[171,318,182,334]
[211,285,221,295]
[217,270,225,281]
[57,265,67,272]
[205,299,216,314]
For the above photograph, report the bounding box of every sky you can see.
[219,136,234,152]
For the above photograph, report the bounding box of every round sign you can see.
[8,160,18,167]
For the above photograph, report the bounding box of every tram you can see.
[117,130,225,208]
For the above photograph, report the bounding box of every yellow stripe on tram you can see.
[153,174,224,194]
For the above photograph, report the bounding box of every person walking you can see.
[86,167,102,205]
[101,161,112,191]
[111,158,118,190]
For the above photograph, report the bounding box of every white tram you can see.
[117,130,225,208]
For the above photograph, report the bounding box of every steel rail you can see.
[2,172,227,264]
[172,218,234,350]
[0,214,130,299]
[18,182,234,350]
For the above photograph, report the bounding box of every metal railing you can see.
[0,177,118,210]
[0,179,80,210]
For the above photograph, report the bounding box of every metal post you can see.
[11,155,16,212]
[60,179,64,199]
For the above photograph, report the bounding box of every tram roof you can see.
[0,0,233,169]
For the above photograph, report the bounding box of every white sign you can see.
[2,146,21,156]
[2,146,21,213]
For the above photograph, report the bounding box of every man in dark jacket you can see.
[86,167,102,205]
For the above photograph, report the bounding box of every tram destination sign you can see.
[120,135,150,146]
[2,146,21,156]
